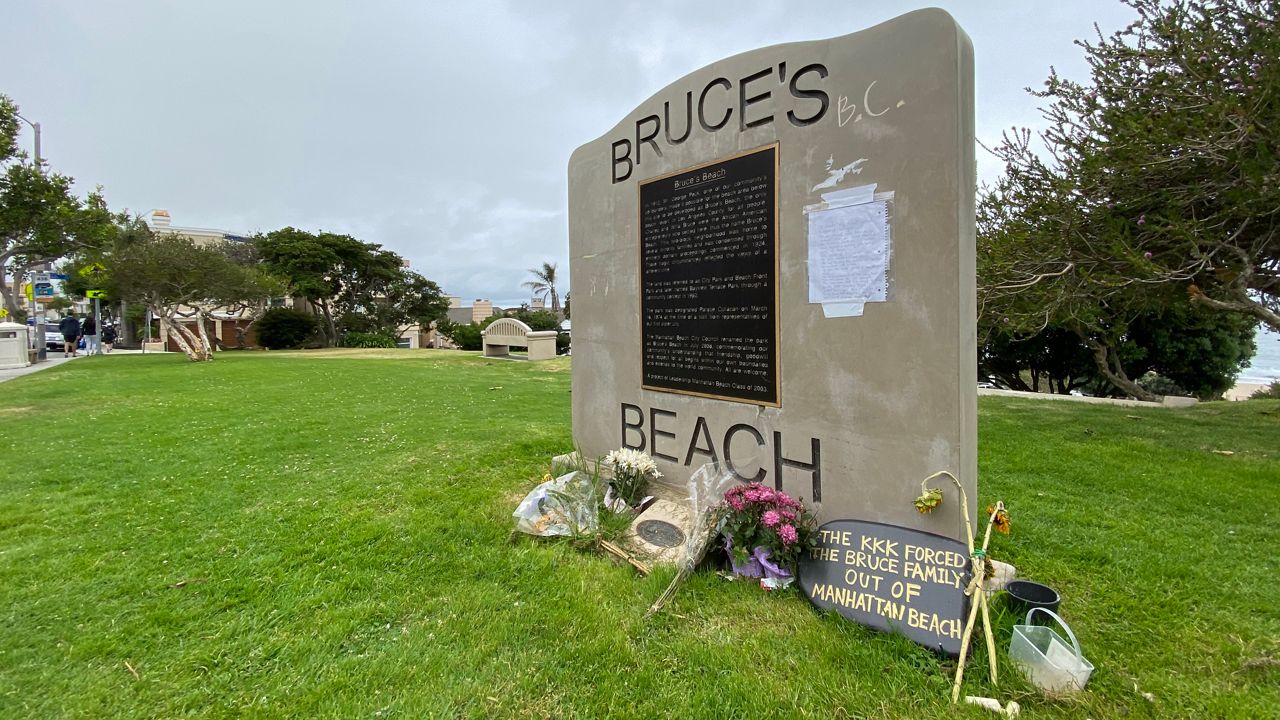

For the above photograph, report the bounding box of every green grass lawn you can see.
[1,350,1277,719]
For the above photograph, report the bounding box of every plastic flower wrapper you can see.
[512,471,599,537]
[678,462,738,572]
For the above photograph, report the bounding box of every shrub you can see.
[1250,382,1280,400]
[340,331,398,349]
[256,308,319,349]
[439,320,484,350]
[1137,371,1192,399]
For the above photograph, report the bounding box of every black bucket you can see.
[1005,580,1061,620]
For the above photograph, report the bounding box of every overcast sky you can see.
[2,1,1138,304]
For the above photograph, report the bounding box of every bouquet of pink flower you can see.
[719,482,817,581]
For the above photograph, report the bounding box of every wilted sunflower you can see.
[986,504,1011,534]
[914,487,944,513]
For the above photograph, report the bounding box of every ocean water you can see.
[1241,326,1280,384]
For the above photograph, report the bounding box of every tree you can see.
[108,230,280,361]
[979,0,1277,399]
[0,95,116,319]
[1123,299,1257,398]
[256,228,444,346]
[979,294,1255,399]
[522,261,561,314]
[337,268,449,338]
[255,227,348,345]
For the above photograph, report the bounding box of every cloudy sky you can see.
[3,1,1137,304]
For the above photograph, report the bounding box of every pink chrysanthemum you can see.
[762,510,781,528]
[778,524,799,545]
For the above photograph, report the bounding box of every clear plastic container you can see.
[1009,607,1094,693]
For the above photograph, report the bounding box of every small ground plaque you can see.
[622,498,694,565]
[798,519,971,655]
[636,519,686,548]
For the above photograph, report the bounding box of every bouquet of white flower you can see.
[603,447,662,506]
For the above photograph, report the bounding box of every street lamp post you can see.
[14,113,47,359]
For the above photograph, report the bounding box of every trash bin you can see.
[0,321,32,370]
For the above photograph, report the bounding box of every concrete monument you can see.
[568,9,976,539]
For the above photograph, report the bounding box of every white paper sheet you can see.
[820,183,876,208]
[807,200,890,304]
[821,301,865,318]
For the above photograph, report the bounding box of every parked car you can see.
[43,323,65,352]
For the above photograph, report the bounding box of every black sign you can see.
[799,519,972,656]
[639,145,778,405]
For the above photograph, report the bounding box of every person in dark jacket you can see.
[58,313,81,357]
[82,315,98,355]
[102,324,117,353]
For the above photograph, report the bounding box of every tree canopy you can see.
[106,227,281,361]
[0,94,115,319]
[255,227,448,345]
[979,0,1275,399]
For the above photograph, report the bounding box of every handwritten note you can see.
[807,201,890,305]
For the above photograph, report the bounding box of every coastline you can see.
[1225,382,1270,401]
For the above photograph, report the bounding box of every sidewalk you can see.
[0,353,81,384]
[0,348,158,385]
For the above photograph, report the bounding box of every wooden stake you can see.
[599,539,650,576]
[951,501,1004,703]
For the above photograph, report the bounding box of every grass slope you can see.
[0,351,1276,719]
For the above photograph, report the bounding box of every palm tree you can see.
[522,261,560,314]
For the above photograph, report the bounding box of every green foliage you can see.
[979,1,1280,398]
[522,261,561,314]
[979,325,1095,394]
[255,307,319,349]
[0,95,19,159]
[436,318,484,350]
[981,295,1257,399]
[1250,381,1280,399]
[1121,300,1258,398]
[339,330,398,348]
[0,95,117,317]
[103,229,282,360]
[256,227,448,346]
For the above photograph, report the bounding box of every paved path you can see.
[0,349,157,384]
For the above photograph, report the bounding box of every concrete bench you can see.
[482,318,558,361]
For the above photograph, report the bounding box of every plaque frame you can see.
[636,143,781,407]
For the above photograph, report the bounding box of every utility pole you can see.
[15,113,47,359]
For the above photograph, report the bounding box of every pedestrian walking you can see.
[102,324,117,353]
[58,313,81,357]
[82,315,99,355]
